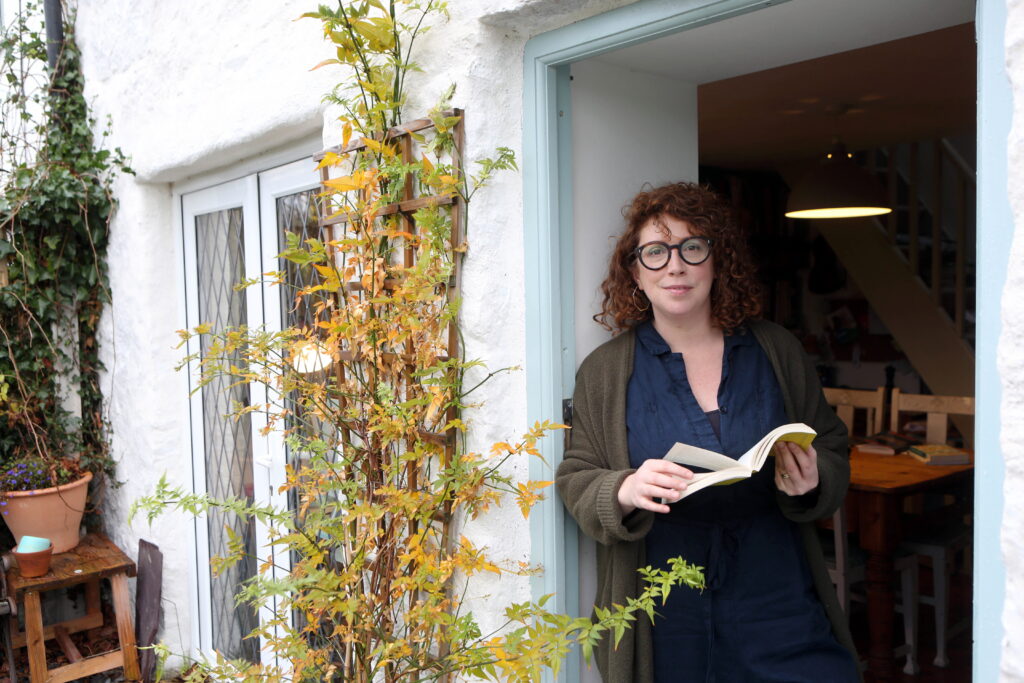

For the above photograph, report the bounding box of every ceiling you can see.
[593,0,976,168]
[698,23,976,167]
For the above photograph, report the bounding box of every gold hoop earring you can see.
[632,287,650,312]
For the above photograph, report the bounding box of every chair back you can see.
[822,387,886,437]
[820,387,883,614]
[889,389,975,450]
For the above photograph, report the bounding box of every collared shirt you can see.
[625,320,857,683]
[627,319,786,472]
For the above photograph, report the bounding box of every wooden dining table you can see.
[847,447,973,680]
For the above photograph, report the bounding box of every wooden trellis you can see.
[312,108,465,470]
[306,109,469,682]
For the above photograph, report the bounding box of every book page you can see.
[663,442,740,472]
[659,423,817,502]
[736,423,816,470]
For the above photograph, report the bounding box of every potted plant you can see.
[0,458,92,553]
[0,3,127,551]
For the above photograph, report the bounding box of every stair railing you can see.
[871,139,976,344]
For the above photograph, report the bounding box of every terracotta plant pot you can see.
[14,545,53,578]
[2,471,92,553]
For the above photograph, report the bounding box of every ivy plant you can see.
[0,3,129,490]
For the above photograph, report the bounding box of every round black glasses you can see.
[633,237,713,270]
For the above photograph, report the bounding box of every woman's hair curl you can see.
[594,182,762,333]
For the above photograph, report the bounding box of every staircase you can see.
[814,139,976,397]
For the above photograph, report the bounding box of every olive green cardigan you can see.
[555,319,858,682]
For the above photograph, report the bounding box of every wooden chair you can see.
[889,388,975,452]
[823,386,919,674]
[822,506,919,675]
[822,387,885,436]
[890,389,975,668]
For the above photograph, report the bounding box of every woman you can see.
[556,183,859,682]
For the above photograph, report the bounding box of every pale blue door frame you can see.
[523,2,1009,682]
[973,1,1010,681]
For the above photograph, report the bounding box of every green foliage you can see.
[0,2,128,486]
[305,0,450,137]
[136,2,703,681]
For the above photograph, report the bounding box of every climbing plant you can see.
[134,1,703,681]
[0,2,128,488]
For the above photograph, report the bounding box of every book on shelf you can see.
[907,444,971,466]
[661,423,816,501]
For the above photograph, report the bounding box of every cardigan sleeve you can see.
[755,323,850,523]
[556,356,654,546]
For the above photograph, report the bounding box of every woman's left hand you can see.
[774,441,819,496]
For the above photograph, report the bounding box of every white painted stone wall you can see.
[73,0,636,669]
[1003,2,1024,679]
[389,0,641,643]
[76,1,340,667]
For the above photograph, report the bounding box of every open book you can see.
[662,423,817,500]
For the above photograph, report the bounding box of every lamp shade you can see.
[785,145,892,219]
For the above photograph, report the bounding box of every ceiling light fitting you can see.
[785,141,892,220]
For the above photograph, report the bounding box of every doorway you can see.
[523,0,1006,681]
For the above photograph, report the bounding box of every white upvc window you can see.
[176,146,320,666]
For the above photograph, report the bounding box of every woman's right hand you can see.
[617,460,694,515]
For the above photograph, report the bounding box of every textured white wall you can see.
[73,0,638,669]
[75,1,336,182]
[1003,1,1024,679]
[76,1,339,667]
[400,0,641,641]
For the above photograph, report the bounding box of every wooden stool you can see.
[6,533,140,683]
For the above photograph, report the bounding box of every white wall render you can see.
[1000,1,1024,678]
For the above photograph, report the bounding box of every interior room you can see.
[570,0,976,679]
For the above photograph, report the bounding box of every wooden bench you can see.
[6,533,140,683]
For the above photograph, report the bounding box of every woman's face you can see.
[632,215,715,328]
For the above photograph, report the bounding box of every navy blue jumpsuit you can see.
[626,321,858,682]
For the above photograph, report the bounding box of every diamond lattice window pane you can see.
[195,207,259,664]
[275,190,327,639]
[277,189,324,331]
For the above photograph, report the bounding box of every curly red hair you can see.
[594,182,762,333]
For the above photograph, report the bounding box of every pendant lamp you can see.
[785,141,892,219]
